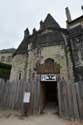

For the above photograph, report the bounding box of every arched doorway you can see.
[37,58,60,114]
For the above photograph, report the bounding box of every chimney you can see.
[65,7,72,22]
[33,28,36,34]
[40,20,44,30]
[24,28,29,38]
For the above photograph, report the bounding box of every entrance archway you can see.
[40,80,58,114]
[36,58,60,114]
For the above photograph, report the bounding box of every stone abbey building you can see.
[0,8,83,114]
[10,8,83,83]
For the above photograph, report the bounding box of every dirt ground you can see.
[0,110,82,125]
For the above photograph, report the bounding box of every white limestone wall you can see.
[10,54,27,81]
[26,45,74,82]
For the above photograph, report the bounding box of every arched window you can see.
[37,58,60,74]
[18,71,22,80]
[45,58,54,66]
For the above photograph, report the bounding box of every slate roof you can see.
[69,25,83,38]
[35,30,65,47]
[13,37,29,56]
[43,13,61,29]
[68,15,83,25]
[0,48,16,53]
[13,14,67,56]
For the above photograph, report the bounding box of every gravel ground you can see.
[0,110,82,125]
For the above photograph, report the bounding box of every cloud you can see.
[0,0,82,49]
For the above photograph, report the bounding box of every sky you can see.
[0,0,83,50]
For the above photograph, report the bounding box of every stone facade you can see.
[10,13,83,83]
[0,13,82,83]
[10,54,27,81]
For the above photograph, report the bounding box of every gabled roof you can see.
[43,13,60,29]
[68,15,83,25]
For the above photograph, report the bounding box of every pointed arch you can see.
[37,58,60,74]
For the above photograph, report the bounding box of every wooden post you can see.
[72,84,79,120]
[76,82,83,120]
[67,84,74,120]
[57,81,62,117]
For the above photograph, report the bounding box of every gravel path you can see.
[0,113,82,125]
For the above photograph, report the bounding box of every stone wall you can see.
[10,44,74,83]
[26,45,74,83]
[10,54,27,81]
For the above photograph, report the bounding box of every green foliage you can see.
[0,63,11,79]
[0,63,11,69]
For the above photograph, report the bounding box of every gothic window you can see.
[45,58,55,71]
[45,58,54,64]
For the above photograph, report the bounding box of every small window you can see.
[1,56,5,62]
[18,72,22,80]
[6,56,12,62]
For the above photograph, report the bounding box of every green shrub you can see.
[0,63,11,79]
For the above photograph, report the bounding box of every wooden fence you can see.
[58,80,83,120]
[0,78,83,120]
[0,79,30,110]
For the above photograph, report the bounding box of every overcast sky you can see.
[0,0,83,50]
